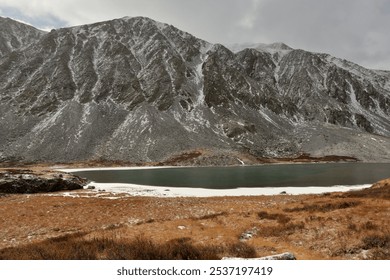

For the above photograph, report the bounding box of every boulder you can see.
[0,171,86,193]
[222,252,296,260]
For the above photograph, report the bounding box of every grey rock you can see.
[222,252,296,260]
[240,227,259,241]
[0,16,389,164]
[0,172,86,193]
[258,252,296,260]
[0,17,45,57]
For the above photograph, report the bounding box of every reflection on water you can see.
[73,163,390,189]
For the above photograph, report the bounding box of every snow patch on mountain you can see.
[228,42,293,60]
[0,16,389,163]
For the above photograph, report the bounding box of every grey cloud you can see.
[242,0,390,70]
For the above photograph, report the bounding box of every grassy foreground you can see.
[0,177,389,260]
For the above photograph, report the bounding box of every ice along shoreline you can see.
[57,166,373,197]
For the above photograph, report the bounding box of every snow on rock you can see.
[0,16,390,163]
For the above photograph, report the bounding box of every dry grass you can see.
[360,233,390,260]
[283,200,361,213]
[1,179,390,260]
[0,234,256,260]
[343,179,390,199]
[258,211,291,224]
[191,211,229,220]
[258,222,306,237]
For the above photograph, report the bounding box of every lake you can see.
[72,163,390,189]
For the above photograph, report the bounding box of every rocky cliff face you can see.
[0,17,45,57]
[0,16,390,163]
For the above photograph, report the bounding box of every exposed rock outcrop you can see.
[0,169,86,193]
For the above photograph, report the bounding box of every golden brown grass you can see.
[0,233,257,260]
[0,179,389,260]
[283,200,361,213]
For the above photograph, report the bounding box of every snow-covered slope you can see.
[0,17,45,57]
[0,16,389,163]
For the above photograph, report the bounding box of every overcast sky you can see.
[1,0,389,70]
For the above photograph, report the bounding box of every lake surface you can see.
[72,163,390,189]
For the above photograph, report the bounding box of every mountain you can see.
[0,16,390,164]
[0,17,45,57]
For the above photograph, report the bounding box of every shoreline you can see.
[57,165,373,197]
[82,181,372,197]
[1,167,389,260]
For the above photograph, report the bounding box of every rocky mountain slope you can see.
[0,16,389,163]
[0,17,45,57]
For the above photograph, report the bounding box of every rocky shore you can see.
[0,169,87,194]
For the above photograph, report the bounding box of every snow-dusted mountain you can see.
[0,16,390,163]
[0,17,45,57]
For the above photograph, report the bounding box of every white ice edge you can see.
[57,166,373,197]
[83,182,372,197]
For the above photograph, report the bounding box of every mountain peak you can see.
[227,41,293,54]
[265,42,292,50]
[0,16,45,56]
[0,16,389,163]
[116,16,170,29]
[0,16,45,32]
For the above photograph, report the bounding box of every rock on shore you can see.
[0,169,86,194]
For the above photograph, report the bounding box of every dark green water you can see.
[73,163,390,189]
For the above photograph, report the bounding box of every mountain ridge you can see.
[0,17,46,57]
[0,16,389,164]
